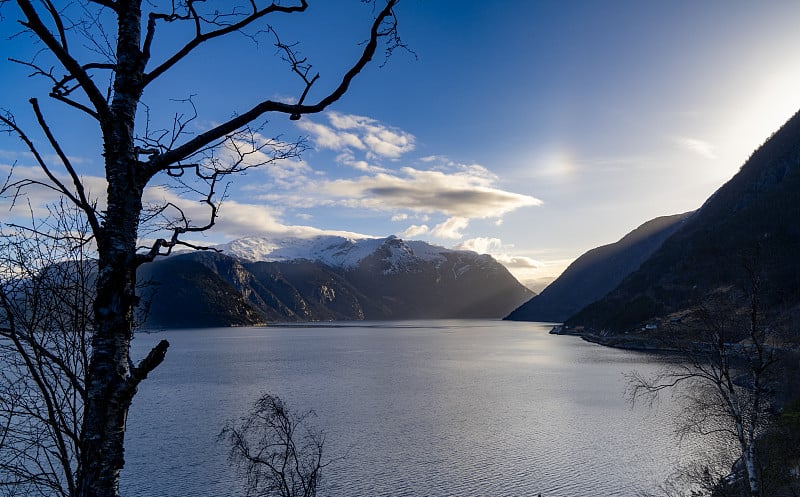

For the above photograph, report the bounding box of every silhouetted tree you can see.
[0,2,402,496]
[0,203,94,497]
[220,394,333,497]
[628,253,781,497]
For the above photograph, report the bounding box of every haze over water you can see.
[123,321,699,496]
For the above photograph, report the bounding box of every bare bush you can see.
[220,394,333,497]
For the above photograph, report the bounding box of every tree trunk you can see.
[736,409,760,497]
[77,149,145,497]
[77,3,148,496]
[743,444,760,497]
[78,239,139,497]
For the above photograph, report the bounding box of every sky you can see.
[2,1,800,291]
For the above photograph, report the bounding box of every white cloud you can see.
[335,152,388,173]
[431,216,469,239]
[0,149,92,166]
[455,237,542,267]
[0,167,309,248]
[327,113,369,130]
[299,112,415,159]
[319,166,542,219]
[249,157,314,190]
[362,132,413,159]
[216,200,291,236]
[399,224,430,238]
[212,133,315,191]
[419,154,448,163]
[493,254,543,269]
[452,237,554,291]
[676,136,717,159]
[142,185,369,241]
[297,120,365,151]
[455,236,502,254]
[0,164,107,219]
[284,116,541,227]
[391,213,408,222]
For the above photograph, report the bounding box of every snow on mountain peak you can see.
[215,235,450,271]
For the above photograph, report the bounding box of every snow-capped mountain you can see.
[139,235,534,328]
[216,235,463,273]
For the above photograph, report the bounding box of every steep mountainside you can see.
[139,236,533,328]
[137,256,264,328]
[505,212,691,323]
[567,108,800,336]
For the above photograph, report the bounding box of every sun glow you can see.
[729,72,800,159]
[532,148,578,183]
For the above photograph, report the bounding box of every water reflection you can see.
[123,320,692,496]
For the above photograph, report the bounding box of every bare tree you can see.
[0,2,403,496]
[220,394,333,497]
[637,459,730,497]
[0,202,94,497]
[628,256,781,497]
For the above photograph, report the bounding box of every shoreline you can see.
[549,324,682,353]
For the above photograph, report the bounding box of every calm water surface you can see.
[122,320,696,496]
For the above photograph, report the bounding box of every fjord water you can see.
[122,321,693,496]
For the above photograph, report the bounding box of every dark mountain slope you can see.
[246,260,377,321]
[568,108,800,335]
[348,240,532,319]
[137,238,533,328]
[138,255,264,328]
[505,212,691,322]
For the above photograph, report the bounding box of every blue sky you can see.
[2,1,800,291]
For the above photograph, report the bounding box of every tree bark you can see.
[77,3,149,496]
[743,445,760,497]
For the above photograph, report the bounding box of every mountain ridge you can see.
[215,234,454,272]
[565,108,800,338]
[140,236,534,328]
[505,212,692,323]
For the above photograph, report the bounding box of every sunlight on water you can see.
[122,321,696,496]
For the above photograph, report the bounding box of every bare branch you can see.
[14,0,110,121]
[627,257,783,497]
[146,0,399,175]
[41,0,68,51]
[0,103,102,238]
[86,0,118,12]
[28,99,101,235]
[128,340,169,386]
[220,394,332,497]
[135,95,200,158]
[7,58,111,120]
[0,110,78,204]
[0,204,95,496]
[142,1,310,84]
[136,124,303,262]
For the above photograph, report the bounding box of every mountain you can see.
[139,236,534,328]
[566,108,800,337]
[505,212,692,323]
[137,254,264,328]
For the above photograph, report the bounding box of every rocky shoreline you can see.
[548,324,681,353]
